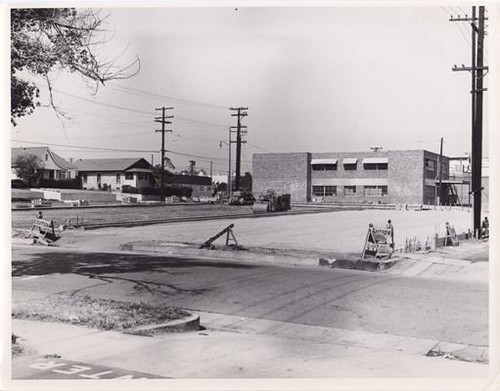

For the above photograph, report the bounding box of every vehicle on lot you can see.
[229,191,255,206]
[252,189,291,213]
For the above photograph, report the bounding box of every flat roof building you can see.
[253,149,466,205]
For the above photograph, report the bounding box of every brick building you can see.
[253,150,453,205]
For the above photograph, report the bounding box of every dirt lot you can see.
[11,204,254,230]
[37,207,477,255]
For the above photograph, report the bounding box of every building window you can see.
[49,170,54,179]
[125,173,134,180]
[344,186,357,196]
[116,173,121,183]
[364,185,388,197]
[312,164,337,171]
[97,173,101,183]
[313,186,337,197]
[45,154,48,161]
[425,159,436,171]
[363,163,388,170]
[343,163,357,171]
[138,173,146,180]
[83,173,87,183]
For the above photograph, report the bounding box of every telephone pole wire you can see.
[155,106,174,202]
[230,106,248,191]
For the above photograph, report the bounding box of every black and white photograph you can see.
[2,2,498,390]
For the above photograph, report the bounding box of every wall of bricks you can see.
[253,153,311,202]
[253,150,449,204]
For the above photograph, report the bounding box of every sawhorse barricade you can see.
[362,224,393,259]
[200,223,239,249]
[30,218,58,245]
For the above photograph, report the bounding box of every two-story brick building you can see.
[253,150,451,205]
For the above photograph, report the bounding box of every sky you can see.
[10,5,492,176]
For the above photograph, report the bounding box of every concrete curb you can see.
[319,257,399,272]
[119,240,400,272]
[128,312,200,336]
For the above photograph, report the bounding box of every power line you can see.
[43,86,233,127]
[12,139,159,153]
[108,83,230,110]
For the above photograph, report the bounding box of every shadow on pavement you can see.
[12,251,258,277]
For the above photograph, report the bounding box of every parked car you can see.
[11,179,29,188]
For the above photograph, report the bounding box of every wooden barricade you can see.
[200,224,239,249]
[362,224,393,259]
[30,218,58,245]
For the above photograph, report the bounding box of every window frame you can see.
[344,185,357,196]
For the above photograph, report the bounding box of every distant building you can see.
[253,149,469,205]
[168,174,212,197]
[212,173,228,185]
[74,157,155,191]
[11,146,77,181]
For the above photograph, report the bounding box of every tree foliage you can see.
[13,154,44,186]
[239,172,253,192]
[11,8,140,125]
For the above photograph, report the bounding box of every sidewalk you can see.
[11,316,488,379]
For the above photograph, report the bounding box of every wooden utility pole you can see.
[155,106,174,202]
[450,6,488,237]
[229,107,248,191]
[438,137,443,206]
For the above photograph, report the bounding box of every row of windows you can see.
[313,185,388,197]
[82,172,148,183]
[312,163,388,171]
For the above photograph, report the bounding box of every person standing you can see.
[386,219,394,250]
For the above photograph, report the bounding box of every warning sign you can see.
[362,224,393,259]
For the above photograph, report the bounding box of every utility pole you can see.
[155,106,174,202]
[438,137,443,206]
[450,6,488,237]
[230,107,248,192]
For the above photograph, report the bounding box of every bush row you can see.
[121,185,193,198]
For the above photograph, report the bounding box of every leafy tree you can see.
[13,154,44,186]
[239,172,253,192]
[214,182,227,193]
[11,8,140,125]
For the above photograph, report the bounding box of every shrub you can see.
[39,178,81,189]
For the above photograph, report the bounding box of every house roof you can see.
[11,147,77,170]
[74,158,152,172]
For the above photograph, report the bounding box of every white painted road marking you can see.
[15,357,165,379]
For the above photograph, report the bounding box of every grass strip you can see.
[13,294,190,332]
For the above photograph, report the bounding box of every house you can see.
[168,174,213,197]
[11,146,77,181]
[74,158,155,191]
[253,149,461,205]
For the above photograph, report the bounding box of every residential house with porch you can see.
[74,157,155,191]
[11,146,77,181]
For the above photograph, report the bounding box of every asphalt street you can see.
[12,246,488,347]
